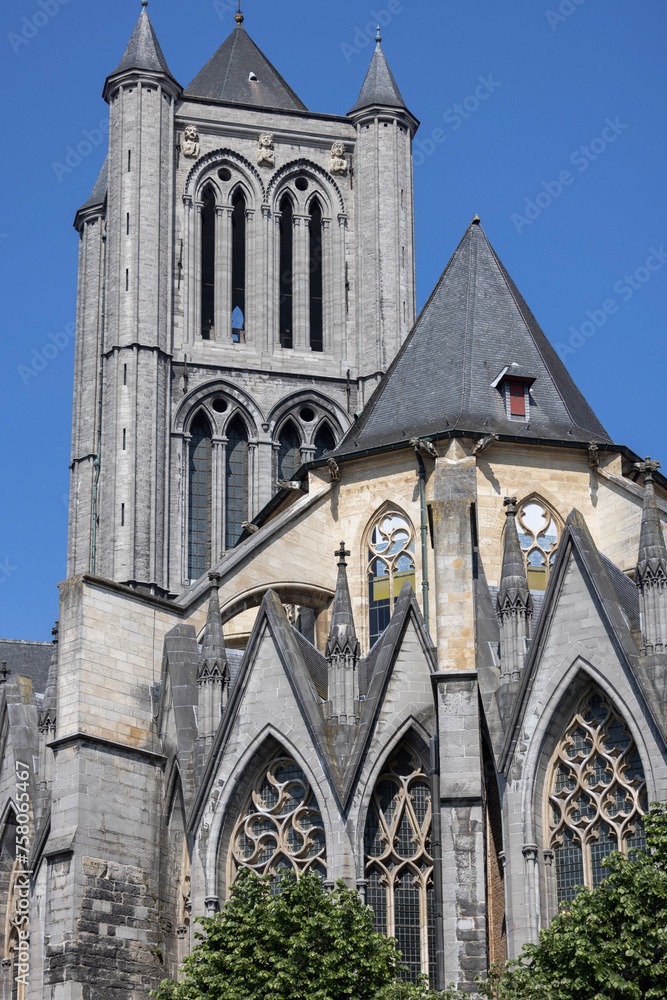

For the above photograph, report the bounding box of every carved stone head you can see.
[259,132,274,150]
[184,125,199,143]
[331,141,345,157]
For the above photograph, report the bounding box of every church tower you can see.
[68,5,418,597]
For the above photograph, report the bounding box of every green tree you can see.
[479,803,667,1000]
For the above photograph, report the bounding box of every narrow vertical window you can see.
[201,187,216,340]
[313,424,335,460]
[127,150,131,172]
[279,196,293,349]
[309,198,323,352]
[188,414,212,579]
[231,191,246,342]
[509,379,526,417]
[122,429,126,450]
[123,364,127,386]
[125,269,129,291]
[277,421,301,481]
[225,417,248,550]
[365,744,434,984]
[126,213,130,235]
[121,503,125,526]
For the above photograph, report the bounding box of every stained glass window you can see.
[188,414,212,579]
[364,745,434,983]
[231,190,246,342]
[229,754,326,891]
[225,418,248,550]
[278,422,301,482]
[516,499,560,591]
[314,424,335,460]
[367,512,416,647]
[547,690,647,905]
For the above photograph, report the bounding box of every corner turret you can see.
[497,497,533,720]
[326,543,360,725]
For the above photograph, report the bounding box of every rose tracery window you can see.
[367,511,416,648]
[228,755,326,890]
[547,690,647,904]
[364,745,435,984]
[516,499,560,591]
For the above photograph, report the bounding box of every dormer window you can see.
[249,72,258,82]
[491,364,536,422]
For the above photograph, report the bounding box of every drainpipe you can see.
[91,228,107,575]
[430,734,445,990]
[412,440,430,636]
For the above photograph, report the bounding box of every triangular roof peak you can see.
[335,220,611,453]
[184,24,307,111]
[349,30,409,116]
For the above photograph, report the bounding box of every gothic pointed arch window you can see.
[279,195,294,349]
[364,743,435,984]
[188,413,212,580]
[547,688,647,905]
[367,508,416,648]
[201,186,216,340]
[277,421,301,482]
[231,190,246,342]
[228,753,326,892]
[515,496,562,591]
[314,423,335,460]
[226,416,248,550]
[309,197,324,352]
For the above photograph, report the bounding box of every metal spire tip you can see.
[236,0,244,24]
[376,25,382,44]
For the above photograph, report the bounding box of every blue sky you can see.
[0,0,665,641]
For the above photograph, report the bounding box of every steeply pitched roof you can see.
[75,157,108,225]
[349,38,408,114]
[109,8,174,78]
[184,25,307,110]
[336,221,611,454]
[0,640,52,695]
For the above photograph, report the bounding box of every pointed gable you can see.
[184,26,307,110]
[349,37,408,114]
[336,221,611,453]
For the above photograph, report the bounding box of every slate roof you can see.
[75,157,108,222]
[109,8,175,78]
[0,640,52,695]
[349,39,408,114]
[185,25,307,110]
[335,221,611,454]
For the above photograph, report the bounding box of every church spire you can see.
[326,543,360,726]
[635,459,667,656]
[198,574,229,742]
[497,498,533,721]
[104,4,179,101]
[348,32,411,117]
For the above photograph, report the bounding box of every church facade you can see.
[1,6,666,999]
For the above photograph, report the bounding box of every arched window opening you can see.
[547,689,647,905]
[228,754,326,893]
[314,424,335,460]
[188,414,212,580]
[367,511,416,648]
[516,498,560,591]
[279,196,293,349]
[225,417,248,551]
[201,188,216,340]
[278,422,301,482]
[231,191,246,343]
[309,198,323,353]
[364,744,434,984]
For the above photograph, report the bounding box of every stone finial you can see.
[497,498,533,723]
[182,125,200,159]
[326,542,360,725]
[503,496,518,517]
[636,457,661,483]
[636,462,667,658]
[257,132,275,167]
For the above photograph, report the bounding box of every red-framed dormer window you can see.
[508,379,526,417]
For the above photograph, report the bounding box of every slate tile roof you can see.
[335,221,611,454]
[0,640,52,695]
[349,40,408,114]
[109,8,175,79]
[184,26,307,110]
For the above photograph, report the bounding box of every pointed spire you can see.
[635,460,667,657]
[104,5,179,100]
[326,543,360,658]
[497,498,533,613]
[199,573,228,679]
[39,622,58,732]
[348,34,410,116]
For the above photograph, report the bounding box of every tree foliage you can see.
[478,803,667,1000]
